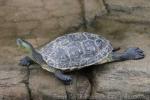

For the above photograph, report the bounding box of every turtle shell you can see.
[39,32,113,71]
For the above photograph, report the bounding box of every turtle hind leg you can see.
[112,47,145,62]
[19,56,35,66]
[54,70,72,85]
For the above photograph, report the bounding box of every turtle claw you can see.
[135,55,144,60]
[123,47,145,60]
[54,71,72,85]
[19,56,32,66]
[19,59,29,66]
[136,48,144,53]
[63,76,72,85]
[139,52,144,56]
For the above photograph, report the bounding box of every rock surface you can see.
[84,0,107,23]
[104,0,150,23]
[0,0,106,38]
[91,33,150,100]
[29,66,91,100]
[87,19,150,100]
[0,65,29,100]
[1,0,150,100]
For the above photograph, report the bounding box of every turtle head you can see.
[16,38,34,53]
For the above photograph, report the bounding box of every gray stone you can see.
[0,64,29,100]
[105,0,150,22]
[84,0,107,22]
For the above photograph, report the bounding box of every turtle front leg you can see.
[112,47,145,62]
[54,70,72,85]
[19,56,35,66]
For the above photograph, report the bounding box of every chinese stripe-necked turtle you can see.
[16,32,144,84]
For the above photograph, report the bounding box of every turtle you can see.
[16,32,145,84]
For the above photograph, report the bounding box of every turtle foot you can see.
[19,56,33,66]
[122,47,145,60]
[54,71,72,85]
[62,75,72,85]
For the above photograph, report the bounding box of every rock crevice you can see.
[23,66,33,100]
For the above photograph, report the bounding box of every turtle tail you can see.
[112,47,121,52]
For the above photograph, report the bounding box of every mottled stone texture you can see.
[0,0,106,39]
[87,19,150,100]
[2,0,150,39]
[29,66,91,100]
[91,33,150,99]
[1,0,82,38]
[84,0,107,22]
[104,0,150,22]
[1,0,150,100]
[0,64,29,100]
